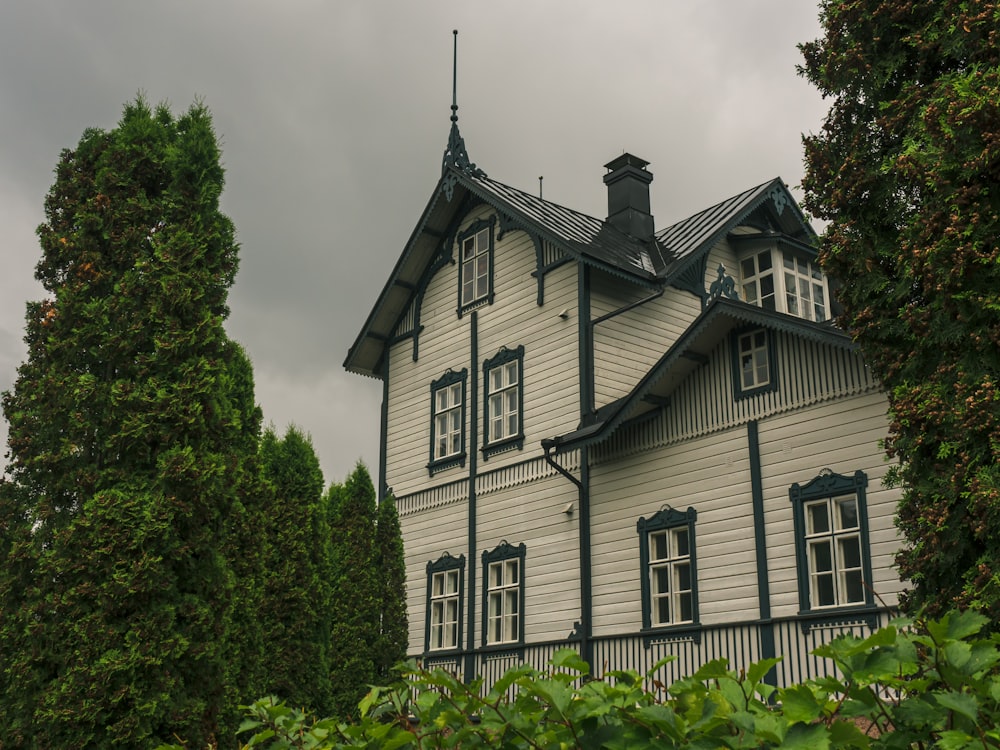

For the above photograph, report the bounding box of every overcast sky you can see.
[1,1,828,487]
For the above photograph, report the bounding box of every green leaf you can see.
[934,690,979,723]
[780,684,822,725]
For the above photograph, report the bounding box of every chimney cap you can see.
[604,153,650,172]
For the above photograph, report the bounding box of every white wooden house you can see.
[345,112,902,688]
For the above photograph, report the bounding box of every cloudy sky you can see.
[1,1,828,486]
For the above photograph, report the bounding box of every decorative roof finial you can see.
[442,29,485,191]
[451,29,459,125]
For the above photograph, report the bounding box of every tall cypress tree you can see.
[801,1,1000,618]
[375,492,408,682]
[258,425,333,713]
[0,97,249,748]
[327,463,379,718]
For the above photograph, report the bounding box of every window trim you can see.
[481,541,526,649]
[424,553,466,655]
[789,469,874,614]
[428,368,467,475]
[482,345,525,458]
[457,216,496,315]
[637,506,700,634]
[730,327,778,399]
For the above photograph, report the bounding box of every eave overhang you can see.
[544,298,856,455]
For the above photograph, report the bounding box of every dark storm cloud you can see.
[1,1,826,484]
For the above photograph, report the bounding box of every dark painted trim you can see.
[730,326,779,400]
[480,540,527,649]
[578,263,594,420]
[427,368,469,476]
[789,469,874,615]
[457,215,496,317]
[379,357,389,502]
[578,449,593,671]
[423,553,466,656]
[464,312,479,683]
[636,506,700,634]
[747,420,777,687]
[481,345,525,457]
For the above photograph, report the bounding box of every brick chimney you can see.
[603,153,654,238]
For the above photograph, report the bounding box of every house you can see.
[344,103,902,689]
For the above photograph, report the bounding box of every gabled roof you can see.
[542,297,855,455]
[656,178,818,282]
[344,156,819,379]
[344,165,665,378]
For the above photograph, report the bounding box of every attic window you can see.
[739,246,829,323]
[458,217,495,312]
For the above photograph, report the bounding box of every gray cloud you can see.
[0,0,827,485]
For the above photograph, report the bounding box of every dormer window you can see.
[738,244,829,323]
[781,251,826,322]
[458,217,495,312]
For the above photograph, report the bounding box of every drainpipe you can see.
[542,439,593,674]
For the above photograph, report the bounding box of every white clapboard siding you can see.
[386,204,581,497]
[476,472,581,644]
[589,426,761,634]
[477,234,580,467]
[592,273,699,409]
[400,499,470,654]
[756,390,902,618]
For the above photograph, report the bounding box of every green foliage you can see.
[327,463,380,719]
[258,425,333,715]
[0,95,250,748]
[211,611,1000,750]
[800,1,1000,618]
[375,493,408,683]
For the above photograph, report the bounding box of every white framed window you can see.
[782,251,827,322]
[425,553,465,653]
[789,469,872,612]
[737,329,771,391]
[429,369,467,474]
[637,507,699,631]
[488,361,519,441]
[482,346,524,457]
[648,526,694,626]
[740,250,777,312]
[434,383,463,460]
[458,219,494,311]
[804,495,864,608]
[481,541,525,646]
[429,569,461,650]
[739,246,829,323]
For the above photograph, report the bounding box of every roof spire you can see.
[442,29,485,186]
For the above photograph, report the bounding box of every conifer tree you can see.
[258,425,333,713]
[327,463,379,718]
[375,492,408,682]
[801,1,1000,616]
[0,97,249,748]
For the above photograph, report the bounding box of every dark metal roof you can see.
[545,297,855,454]
[462,170,667,281]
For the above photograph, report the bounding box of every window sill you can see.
[795,604,878,634]
[482,435,524,460]
[428,453,467,476]
[478,642,525,659]
[641,622,702,647]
